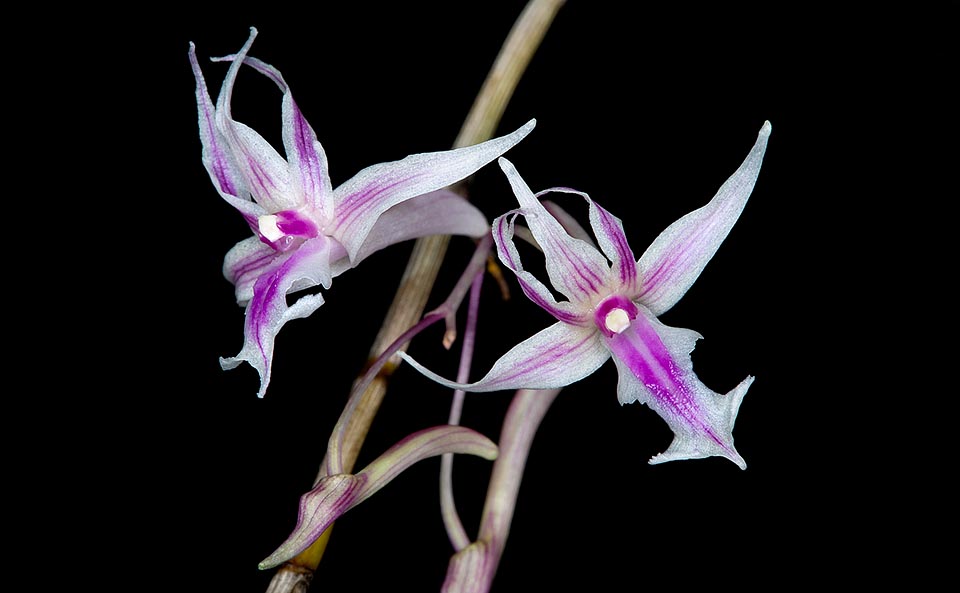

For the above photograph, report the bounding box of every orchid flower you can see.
[402,122,771,469]
[190,28,535,397]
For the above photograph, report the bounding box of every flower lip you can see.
[593,294,638,338]
[256,208,322,252]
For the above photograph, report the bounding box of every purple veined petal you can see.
[331,119,536,262]
[222,119,297,212]
[212,28,296,213]
[350,189,489,267]
[492,211,590,325]
[223,235,347,305]
[216,52,334,220]
[259,426,498,569]
[190,42,246,201]
[281,92,335,221]
[587,195,638,294]
[498,158,613,306]
[603,303,750,469]
[399,321,610,393]
[223,236,285,305]
[538,186,638,296]
[192,40,269,232]
[220,236,338,398]
[636,121,771,315]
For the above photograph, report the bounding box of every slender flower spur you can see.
[402,122,771,469]
[190,28,535,397]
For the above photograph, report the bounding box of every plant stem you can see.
[336,0,565,476]
[265,0,566,589]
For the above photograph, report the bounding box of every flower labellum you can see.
[190,28,536,396]
[401,122,771,468]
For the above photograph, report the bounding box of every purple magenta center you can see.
[260,209,322,252]
[276,210,319,237]
[593,294,638,338]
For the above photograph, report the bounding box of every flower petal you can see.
[220,236,338,398]
[221,119,296,212]
[259,426,498,569]
[498,159,613,305]
[213,54,334,219]
[222,236,282,305]
[190,41,243,199]
[213,28,296,213]
[332,120,536,261]
[222,235,349,306]
[215,54,287,91]
[636,121,771,315]
[493,210,590,325]
[282,92,335,221]
[399,322,609,392]
[538,186,638,295]
[190,41,265,228]
[587,196,638,295]
[351,189,489,267]
[605,304,749,469]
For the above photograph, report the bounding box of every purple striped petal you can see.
[600,301,750,469]
[538,187,638,295]
[190,42,242,199]
[222,236,348,305]
[282,92,334,221]
[212,28,296,213]
[222,236,285,305]
[492,211,591,325]
[210,52,333,219]
[587,197,638,295]
[399,321,609,393]
[190,41,265,228]
[351,189,489,267]
[221,120,295,212]
[220,236,338,398]
[497,158,613,305]
[331,120,536,261]
[636,121,771,315]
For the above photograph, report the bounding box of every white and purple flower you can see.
[402,122,771,469]
[190,28,535,397]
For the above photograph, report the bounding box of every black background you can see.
[44,1,953,591]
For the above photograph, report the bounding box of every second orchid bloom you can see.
[402,122,772,469]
